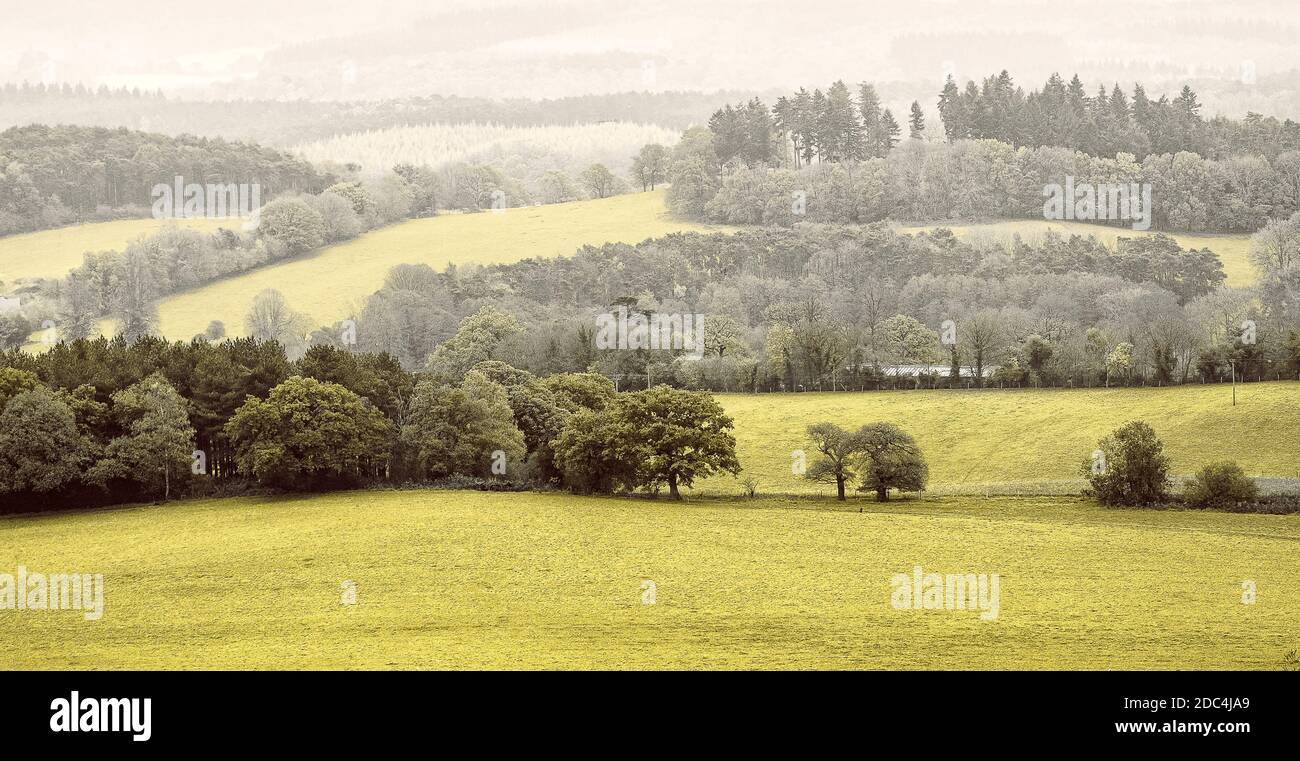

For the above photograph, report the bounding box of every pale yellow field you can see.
[899,219,1257,287]
[1,490,1295,669]
[0,217,235,285]
[712,382,1300,496]
[139,190,724,339]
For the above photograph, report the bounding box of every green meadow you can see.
[713,382,1300,496]
[2,490,1295,669]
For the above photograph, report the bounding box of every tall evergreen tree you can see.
[881,109,901,151]
[908,101,926,139]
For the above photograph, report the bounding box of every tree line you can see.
[338,219,1300,393]
[667,127,1300,235]
[704,73,1300,170]
[5,154,651,350]
[937,72,1300,161]
[0,84,733,146]
[0,333,742,513]
[2,175,415,350]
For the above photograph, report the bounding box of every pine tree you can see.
[908,101,925,139]
[881,109,901,151]
[858,83,888,157]
[824,80,862,161]
[1176,85,1201,118]
[936,76,964,140]
[793,88,816,167]
[809,88,828,162]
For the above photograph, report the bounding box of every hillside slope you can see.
[715,382,1300,496]
[2,490,1295,669]
[144,189,724,339]
[0,217,234,285]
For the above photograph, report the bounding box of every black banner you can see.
[0,670,1283,749]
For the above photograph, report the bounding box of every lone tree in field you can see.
[612,386,741,499]
[855,422,928,503]
[805,422,863,500]
[1082,420,1170,506]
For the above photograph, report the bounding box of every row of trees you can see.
[341,220,1300,392]
[0,85,730,145]
[3,176,415,350]
[708,82,905,168]
[938,72,1300,161]
[702,74,1300,176]
[0,327,744,512]
[667,130,1300,234]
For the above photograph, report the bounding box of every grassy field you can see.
[1,489,1295,669]
[714,382,1300,496]
[899,219,1257,288]
[0,217,234,286]
[139,189,724,340]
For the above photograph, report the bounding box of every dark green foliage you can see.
[553,385,740,499]
[226,375,394,490]
[0,386,89,495]
[1183,461,1258,508]
[854,422,928,502]
[1082,421,1171,506]
[399,371,525,480]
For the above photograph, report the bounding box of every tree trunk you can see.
[876,486,888,502]
[164,465,170,501]
[836,477,845,501]
[668,473,680,500]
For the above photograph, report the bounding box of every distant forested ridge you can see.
[0,125,333,236]
[708,73,1300,166]
[935,72,1300,160]
[679,73,1300,234]
[0,83,744,145]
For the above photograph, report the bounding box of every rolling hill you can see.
[2,489,1295,669]
[0,217,235,286]
[142,189,726,340]
[714,382,1300,497]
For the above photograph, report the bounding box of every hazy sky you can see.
[4,0,1299,101]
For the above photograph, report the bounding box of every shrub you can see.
[1183,461,1258,508]
[1082,420,1170,506]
